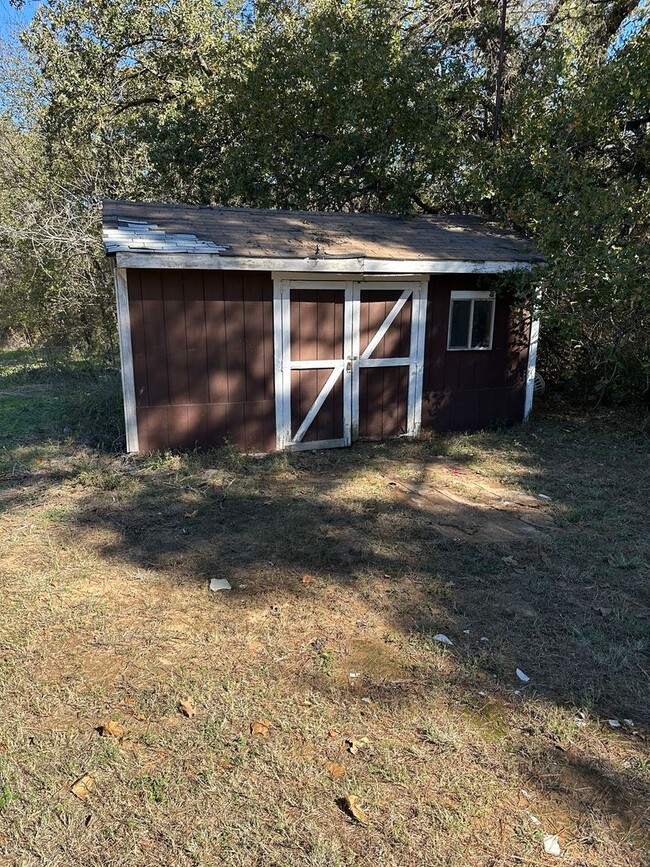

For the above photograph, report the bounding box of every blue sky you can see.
[0,0,35,39]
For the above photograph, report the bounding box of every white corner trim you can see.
[115,251,534,275]
[114,267,139,453]
[524,312,540,422]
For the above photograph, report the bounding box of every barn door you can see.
[274,281,354,450]
[353,282,428,440]
[274,279,427,451]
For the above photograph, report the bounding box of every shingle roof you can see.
[102,200,544,263]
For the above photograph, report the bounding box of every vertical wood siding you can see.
[422,275,530,431]
[127,269,275,453]
[125,269,530,453]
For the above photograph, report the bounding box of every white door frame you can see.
[273,276,428,451]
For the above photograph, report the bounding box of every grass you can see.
[0,346,649,866]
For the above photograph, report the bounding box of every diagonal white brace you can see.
[360,288,412,360]
[292,365,345,443]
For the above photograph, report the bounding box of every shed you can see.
[102,200,543,454]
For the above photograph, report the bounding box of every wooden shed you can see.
[103,201,543,454]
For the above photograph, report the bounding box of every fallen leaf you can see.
[178,698,196,718]
[516,668,530,683]
[343,794,370,825]
[325,761,346,779]
[301,574,314,585]
[98,720,124,738]
[543,834,561,856]
[346,736,370,755]
[71,774,94,799]
[328,728,340,739]
[251,720,270,737]
[247,639,264,654]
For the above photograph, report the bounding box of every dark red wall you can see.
[127,268,275,453]
[125,269,530,453]
[422,275,530,432]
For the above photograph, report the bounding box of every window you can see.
[447,291,496,350]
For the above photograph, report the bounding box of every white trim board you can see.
[524,313,540,421]
[114,266,139,453]
[115,251,535,274]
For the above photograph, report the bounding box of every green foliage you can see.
[0,0,648,403]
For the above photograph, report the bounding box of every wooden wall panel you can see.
[359,367,408,439]
[183,272,209,405]
[127,269,275,453]
[127,270,149,407]
[421,275,531,432]
[140,271,169,406]
[359,291,411,359]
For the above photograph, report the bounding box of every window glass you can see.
[471,299,493,348]
[449,300,471,349]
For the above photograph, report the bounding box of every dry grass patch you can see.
[0,381,648,864]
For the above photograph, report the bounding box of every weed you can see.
[0,782,17,811]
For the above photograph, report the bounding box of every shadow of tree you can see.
[2,412,649,856]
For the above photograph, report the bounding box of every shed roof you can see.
[102,200,544,270]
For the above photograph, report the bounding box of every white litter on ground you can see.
[209,578,232,592]
[623,719,634,727]
[433,634,453,646]
[516,668,531,683]
[608,719,621,728]
[543,834,561,856]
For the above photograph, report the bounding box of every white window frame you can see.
[447,289,496,351]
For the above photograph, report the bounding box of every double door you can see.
[274,279,428,450]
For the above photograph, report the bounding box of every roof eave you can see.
[112,250,542,274]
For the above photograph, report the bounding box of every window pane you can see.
[471,299,493,348]
[449,300,471,348]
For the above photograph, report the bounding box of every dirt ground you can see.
[0,368,648,865]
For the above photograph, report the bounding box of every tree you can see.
[0,0,648,401]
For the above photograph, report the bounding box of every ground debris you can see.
[347,736,370,755]
[70,774,94,799]
[325,760,346,779]
[433,633,453,646]
[341,794,370,825]
[516,669,530,683]
[98,719,124,738]
[209,578,232,591]
[543,834,561,856]
[251,720,271,737]
[178,698,197,718]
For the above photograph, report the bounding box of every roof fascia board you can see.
[114,252,534,274]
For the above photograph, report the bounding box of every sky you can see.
[0,0,35,40]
